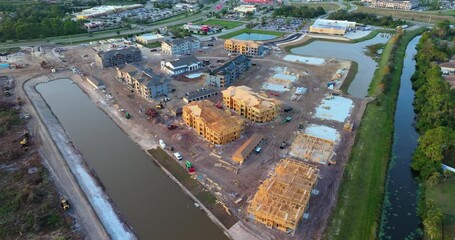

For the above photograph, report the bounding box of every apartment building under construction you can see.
[248,158,319,233]
[224,39,264,56]
[222,85,277,123]
[183,100,245,145]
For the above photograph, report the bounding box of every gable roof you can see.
[168,56,200,68]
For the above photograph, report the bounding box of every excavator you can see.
[20,131,30,148]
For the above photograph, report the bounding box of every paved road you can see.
[0,2,225,50]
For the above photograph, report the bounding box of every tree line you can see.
[328,10,405,28]
[410,21,455,240]
[273,5,326,18]
[0,4,86,41]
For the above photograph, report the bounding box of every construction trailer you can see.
[247,158,319,234]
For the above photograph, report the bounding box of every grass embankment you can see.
[339,61,358,94]
[140,42,161,48]
[324,28,425,240]
[426,177,455,239]
[218,28,285,39]
[200,19,244,29]
[288,2,341,11]
[355,6,455,24]
[147,148,238,228]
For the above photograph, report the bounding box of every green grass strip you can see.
[218,28,284,39]
[323,28,425,240]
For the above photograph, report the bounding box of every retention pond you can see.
[290,34,391,98]
[379,36,422,239]
[36,79,227,240]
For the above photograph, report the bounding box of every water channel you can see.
[379,36,422,239]
[36,80,227,240]
[290,34,391,98]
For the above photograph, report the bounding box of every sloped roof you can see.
[222,85,275,111]
[184,100,244,133]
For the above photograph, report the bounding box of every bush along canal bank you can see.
[323,27,425,240]
[410,22,455,239]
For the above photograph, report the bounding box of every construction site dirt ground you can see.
[6,39,367,239]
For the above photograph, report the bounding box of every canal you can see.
[380,36,422,239]
[36,80,228,240]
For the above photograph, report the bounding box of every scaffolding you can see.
[247,158,319,233]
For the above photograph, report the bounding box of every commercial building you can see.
[96,47,142,68]
[309,19,356,35]
[233,5,257,13]
[183,100,245,145]
[203,55,252,88]
[161,36,201,55]
[183,23,221,34]
[161,56,202,75]
[248,158,319,233]
[136,33,164,45]
[75,4,143,19]
[116,64,170,98]
[222,85,277,123]
[241,0,274,5]
[371,0,417,10]
[232,133,264,164]
[224,39,264,56]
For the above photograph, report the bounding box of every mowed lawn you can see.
[356,6,455,24]
[218,28,284,39]
[289,2,341,11]
[200,19,243,29]
[427,176,455,239]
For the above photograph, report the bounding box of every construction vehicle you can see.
[61,197,70,210]
[20,131,30,147]
[16,96,22,106]
[125,112,131,119]
[185,161,195,173]
[280,116,292,124]
[156,103,164,110]
[279,141,287,149]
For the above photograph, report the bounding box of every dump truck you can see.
[61,198,70,210]
[17,96,22,106]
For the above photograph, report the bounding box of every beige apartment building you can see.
[183,100,245,145]
[222,86,277,123]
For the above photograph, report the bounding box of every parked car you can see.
[174,152,183,160]
[159,139,166,149]
[255,146,261,154]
